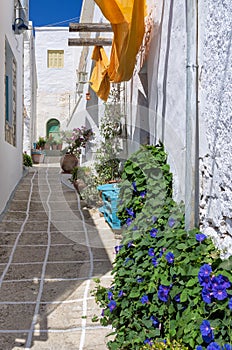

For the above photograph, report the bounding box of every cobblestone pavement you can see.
[0,158,119,350]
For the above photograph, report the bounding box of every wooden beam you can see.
[68,38,112,46]
[69,23,112,32]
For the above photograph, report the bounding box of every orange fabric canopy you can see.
[90,0,146,101]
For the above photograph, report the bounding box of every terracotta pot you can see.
[60,154,78,173]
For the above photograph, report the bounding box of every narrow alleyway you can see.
[0,157,118,350]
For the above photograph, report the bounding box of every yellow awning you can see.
[90,0,146,101]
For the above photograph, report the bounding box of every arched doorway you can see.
[46,119,60,141]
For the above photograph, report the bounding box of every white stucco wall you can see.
[34,27,81,140]
[23,24,37,154]
[198,0,232,257]
[0,0,25,214]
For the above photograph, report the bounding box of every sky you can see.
[29,0,83,27]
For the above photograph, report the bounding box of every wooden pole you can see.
[69,23,112,32]
[68,38,112,46]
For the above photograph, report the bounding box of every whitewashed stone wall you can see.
[199,0,232,258]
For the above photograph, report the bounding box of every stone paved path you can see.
[0,158,118,350]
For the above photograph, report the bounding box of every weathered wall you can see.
[198,0,232,257]
[0,0,24,214]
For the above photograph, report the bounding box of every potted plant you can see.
[36,136,46,150]
[60,127,94,173]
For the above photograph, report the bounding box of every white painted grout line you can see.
[0,297,95,305]
[0,325,112,334]
[76,193,94,350]
[0,258,108,266]
[3,275,112,283]
[25,167,52,349]
[0,171,37,288]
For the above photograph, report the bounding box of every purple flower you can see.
[212,274,231,289]
[140,191,147,198]
[198,264,212,286]
[144,338,153,346]
[168,217,175,228]
[196,346,203,350]
[212,285,228,300]
[206,343,221,350]
[127,241,134,248]
[140,295,149,304]
[223,345,232,350]
[200,320,212,336]
[132,225,138,231]
[200,320,214,343]
[150,228,158,238]
[108,300,117,312]
[150,316,159,327]
[132,181,137,192]
[158,285,170,302]
[101,309,105,317]
[202,288,212,304]
[115,245,123,254]
[126,217,133,226]
[152,216,157,223]
[174,293,181,303]
[118,290,124,298]
[107,291,113,300]
[159,247,166,257]
[126,207,135,218]
[152,257,158,267]
[196,233,207,242]
[148,248,155,257]
[165,252,175,264]
[137,277,144,283]
[228,298,232,310]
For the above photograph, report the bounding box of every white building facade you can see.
[0,0,29,214]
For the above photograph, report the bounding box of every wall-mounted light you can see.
[12,17,28,34]
[86,92,91,100]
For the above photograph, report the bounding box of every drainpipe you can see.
[185,0,199,230]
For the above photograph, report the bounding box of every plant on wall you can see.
[92,145,232,350]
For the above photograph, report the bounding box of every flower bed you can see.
[92,145,232,350]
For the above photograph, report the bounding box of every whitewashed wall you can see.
[23,24,37,154]
[0,0,24,214]
[34,27,81,140]
[130,0,232,256]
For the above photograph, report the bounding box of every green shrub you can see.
[92,145,232,350]
[23,153,32,167]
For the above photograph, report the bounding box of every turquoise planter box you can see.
[97,183,121,230]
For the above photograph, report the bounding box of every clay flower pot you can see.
[60,154,78,173]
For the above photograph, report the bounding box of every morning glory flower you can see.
[223,345,232,350]
[202,288,212,304]
[132,225,138,231]
[152,257,158,267]
[196,346,203,350]
[115,245,123,254]
[101,309,105,317]
[206,343,221,350]
[168,217,175,227]
[165,252,175,264]
[150,315,159,327]
[126,217,133,226]
[196,233,207,242]
[140,295,149,304]
[152,216,157,223]
[126,208,135,218]
[144,338,153,346]
[174,294,181,303]
[150,228,158,238]
[198,264,212,286]
[212,285,228,300]
[127,241,134,248]
[200,320,214,343]
[107,291,113,300]
[140,191,146,198]
[132,181,137,192]
[108,300,117,312]
[158,285,170,302]
[118,290,124,298]
[136,277,144,283]
[148,248,155,257]
[228,298,232,310]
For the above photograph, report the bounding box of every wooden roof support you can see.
[69,23,112,32]
[68,38,112,46]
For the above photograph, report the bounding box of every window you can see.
[5,38,17,146]
[47,50,64,68]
